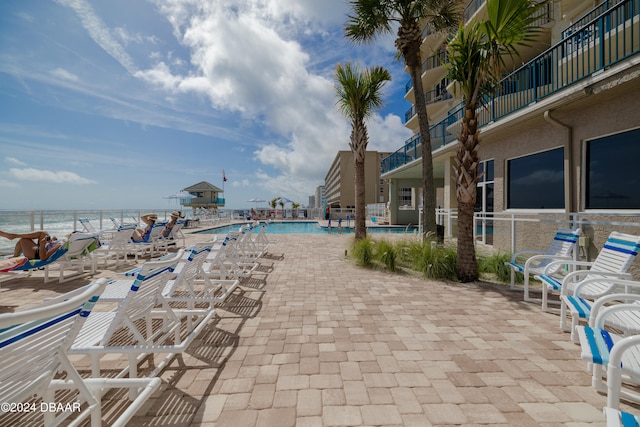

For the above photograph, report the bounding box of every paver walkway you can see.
[0,232,634,426]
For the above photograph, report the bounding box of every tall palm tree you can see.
[334,62,392,240]
[345,0,462,239]
[446,0,545,282]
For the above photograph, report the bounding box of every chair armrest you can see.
[524,254,572,271]
[511,250,545,262]
[541,259,593,275]
[573,278,640,298]
[562,270,633,286]
[594,302,640,329]
[589,293,640,327]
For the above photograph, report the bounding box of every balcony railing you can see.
[383,0,639,174]
[404,82,452,123]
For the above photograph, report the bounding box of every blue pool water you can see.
[197,221,419,235]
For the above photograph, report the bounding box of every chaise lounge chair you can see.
[0,278,160,426]
[534,231,640,313]
[504,227,581,302]
[0,231,102,285]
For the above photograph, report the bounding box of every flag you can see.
[222,169,227,182]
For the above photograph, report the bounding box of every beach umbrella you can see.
[164,191,196,200]
[164,191,196,206]
[248,198,266,208]
[278,197,293,204]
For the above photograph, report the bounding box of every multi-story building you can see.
[383,0,640,253]
[324,151,390,209]
[314,186,325,209]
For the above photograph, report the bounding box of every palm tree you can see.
[334,62,391,240]
[345,0,462,239]
[445,0,544,282]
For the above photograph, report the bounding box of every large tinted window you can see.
[586,128,640,209]
[507,147,564,209]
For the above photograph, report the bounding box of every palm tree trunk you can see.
[352,121,368,240]
[354,159,366,239]
[456,106,480,282]
[397,22,437,239]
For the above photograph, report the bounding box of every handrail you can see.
[383,0,639,175]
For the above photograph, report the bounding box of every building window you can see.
[398,187,415,210]
[507,147,564,209]
[586,128,640,209]
[475,159,494,213]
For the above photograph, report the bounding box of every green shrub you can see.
[403,240,457,281]
[374,239,397,272]
[350,237,374,267]
[478,252,520,283]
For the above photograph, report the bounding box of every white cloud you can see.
[9,168,96,184]
[5,157,27,166]
[55,0,138,73]
[50,68,79,82]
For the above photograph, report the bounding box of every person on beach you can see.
[163,211,184,237]
[132,213,158,242]
[0,230,62,260]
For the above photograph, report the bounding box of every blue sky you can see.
[0,0,412,210]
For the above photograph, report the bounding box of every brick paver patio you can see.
[1,231,636,426]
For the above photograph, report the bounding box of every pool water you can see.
[196,221,419,235]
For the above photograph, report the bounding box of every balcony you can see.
[384,0,640,174]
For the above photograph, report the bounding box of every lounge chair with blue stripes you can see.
[68,250,215,384]
[604,407,640,427]
[505,227,582,302]
[0,278,161,426]
[536,231,640,314]
[0,231,102,285]
[561,277,640,343]
[576,305,640,402]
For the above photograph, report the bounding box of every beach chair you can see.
[102,243,239,312]
[69,250,215,384]
[603,407,640,427]
[0,231,101,285]
[92,225,137,268]
[0,278,160,427]
[535,231,640,313]
[577,304,640,403]
[504,227,581,302]
[43,231,102,283]
[561,278,640,342]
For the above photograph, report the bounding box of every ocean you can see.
[0,209,194,256]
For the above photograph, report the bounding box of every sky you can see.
[0,0,413,211]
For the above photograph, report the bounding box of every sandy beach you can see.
[0,229,634,426]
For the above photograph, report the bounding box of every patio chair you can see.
[504,227,581,302]
[578,306,640,406]
[535,231,640,313]
[69,250,215,384]
[92,225,137,268]
[561,278,640,342]
[43,231,102,283]
[0,278,160,427]
[603,407,640,427]
[0,231,101,285]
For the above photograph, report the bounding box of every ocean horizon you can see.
[0,208,228,256]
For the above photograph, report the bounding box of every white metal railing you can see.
[434,209,640,254]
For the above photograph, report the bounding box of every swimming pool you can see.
[196,221,419,235]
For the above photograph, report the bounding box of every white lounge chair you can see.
[561,278,640,342]
[0,278,160,427]
[504,227,581,302]
[535,231,640,313]
[69,250,215,385]
[577,303,640,399]
[603,406,640,427]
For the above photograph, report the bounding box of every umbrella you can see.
[248,198,266,208]
[278,197,293,204]
[164,191,196,200]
